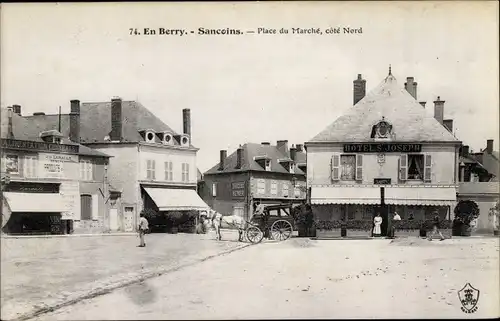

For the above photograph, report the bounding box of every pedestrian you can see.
[428,212,445,241]
[138,213,149,247]
[373,213,383,237]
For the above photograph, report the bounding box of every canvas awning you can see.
[311,186,381,205]
[143,187,210,211]
[3,192,67,212]
[384,187,457,206]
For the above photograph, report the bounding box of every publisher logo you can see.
[458,283,480,314]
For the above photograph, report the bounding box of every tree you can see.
[454,200,480,226]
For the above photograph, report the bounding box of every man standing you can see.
[138,213,149,247]
[428,212,445,241]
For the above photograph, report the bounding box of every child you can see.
[138,213,149,247]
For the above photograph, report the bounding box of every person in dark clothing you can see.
[428,212,445,241]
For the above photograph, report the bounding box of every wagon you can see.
[245,204,297,244]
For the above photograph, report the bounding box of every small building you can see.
[18,98,208,232]
[305,69,461,236]
[457,140,499,234]
[201,141,307,221]
[1,107,111,235]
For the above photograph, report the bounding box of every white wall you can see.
[307,144,457,186]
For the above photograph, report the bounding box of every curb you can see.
[8,243,253,321]
[1,233,137,239]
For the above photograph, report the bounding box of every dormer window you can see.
[298,163,307,174]
[180,135,190,147]
[278,158,294,173]
[160,132,174,145]
[255,156,271,171]
[39,130,63,144]
[139,129,157,143]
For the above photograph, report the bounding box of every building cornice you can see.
[305,140,463,147]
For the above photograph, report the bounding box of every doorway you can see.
[109,208,119,231]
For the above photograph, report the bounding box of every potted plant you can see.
[315,219,343,238]
[165,211,184,234]
[453,200,480,236]
[489,201,499,236]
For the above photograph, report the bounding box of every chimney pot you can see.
[7,107,14,139]
[433,96,445,125]
[463,145,470,156]
[236,147,244,169]
[110,97,123,141]
[261,142,270,145]
[404,77,418,100]
[290,147,297,162]
[70,100,81,143]
[353,74,366,105]
[219,150,227,170]
[486,139,493,154]
[277,140,289,155]
[182,108,191,138]
[12,104,21,116]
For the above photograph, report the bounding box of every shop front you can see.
[1,181,68,235]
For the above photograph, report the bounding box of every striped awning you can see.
[384,187,457,206]
[311,186,381,205]
[143,187,210,211]
[3,192,67,212]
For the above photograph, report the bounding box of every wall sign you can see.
[374,178,391,185]
[232,181,246,199]
[1,138,79,154]
[344,143,422,153]
[39,153,79,179]
[5,181,60,193]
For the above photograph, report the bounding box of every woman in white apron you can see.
[373,213,383,237]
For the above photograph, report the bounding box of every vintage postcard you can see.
[1,1,499,320]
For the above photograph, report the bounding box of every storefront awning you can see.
[311,186,381,205]
[3,192,67,213]
[384,187,457,206]
[144,187,210,211]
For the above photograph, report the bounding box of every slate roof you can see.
[0,108,109,158]
[204,143,307,175]
[308,73,461,143]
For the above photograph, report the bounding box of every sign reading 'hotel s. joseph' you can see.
[343,143,422,153]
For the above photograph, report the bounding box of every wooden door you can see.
[80,195,92,220]
[109,208,119,231]
[123,207,134,232]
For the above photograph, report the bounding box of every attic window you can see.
[147,132,155,141]
[182,137,188,145]
[255,157,271,171]
[39,130,63,144]
[278,159,294,173]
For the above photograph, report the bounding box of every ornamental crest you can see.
[458,283,480,314]
[371,117,393,139]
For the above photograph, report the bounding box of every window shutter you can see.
[331,154,340,181]
[355,154,363,181]
[399,155,408,180]
[91,194,99,220]
[212,183,217,197]
[424,154,432,182]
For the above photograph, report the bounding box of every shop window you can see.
[233,206,244,217]
[5,155,19,174]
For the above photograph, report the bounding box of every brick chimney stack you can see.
[219,150,227,170]
[7,107,14,139]
[182,108,191,138]
[69,99,80,143]
[462,145,470,157]
[236,146,243,169]
[443,119,454,133]
[110,97,122,141]
[419,101,426,108]
[433,96,445,125]
[404,77,418,100]
[290,145,297,162]
[486,139,493,154]
[353,74,366,105]
[12,105,21,116]
[277,140,289,155]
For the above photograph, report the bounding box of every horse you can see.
[204,209,246,242]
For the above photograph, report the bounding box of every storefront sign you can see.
[344,143,422,153]
[1,138,79,154]
[5,182,60,193]
[60,181,79,220]
[39,153,78,179]
[232,181,246,199]
[374,178,391,185]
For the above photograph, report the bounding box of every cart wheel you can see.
[246,226,264,244]
[270,220,293,241]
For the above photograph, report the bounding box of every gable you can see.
[309,74,460,143]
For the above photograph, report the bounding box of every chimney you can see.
[69,99,80,143]
[182,108,191,137]
[12,104,21,116]
[463,145,470,157]
[219,150,227,170]
[433,96,445,125]
[290,146,297,162]
[419,101,426,108]
[277,140,289,155]
[7,107,14,139]
[353,74,366,105]
[33,112,46,116]
[236,146,243,169]
[486,139,493,154]
[110,97,122,141]
[443,119,453,133]
[296,144,303,152]
[261,142,270,146]
[404,77,418,100]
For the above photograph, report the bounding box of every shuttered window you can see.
[146,160,156,180]
[24,155,38,178]
[331,154,340,181]
[399,155,408,181]
[424,154,432,182]
[355,154,363,181]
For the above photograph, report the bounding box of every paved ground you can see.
[25,237,499,320]
[1,231,247,321]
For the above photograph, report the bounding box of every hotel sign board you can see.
[374,178,391,185]
[344,143,422,153]
[232,181,246,199]
[0,139,79,154]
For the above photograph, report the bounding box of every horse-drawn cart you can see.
[245,204,297,243]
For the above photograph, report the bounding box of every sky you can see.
[1,1,498,172]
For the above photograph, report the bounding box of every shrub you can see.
[454,200,480,226]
